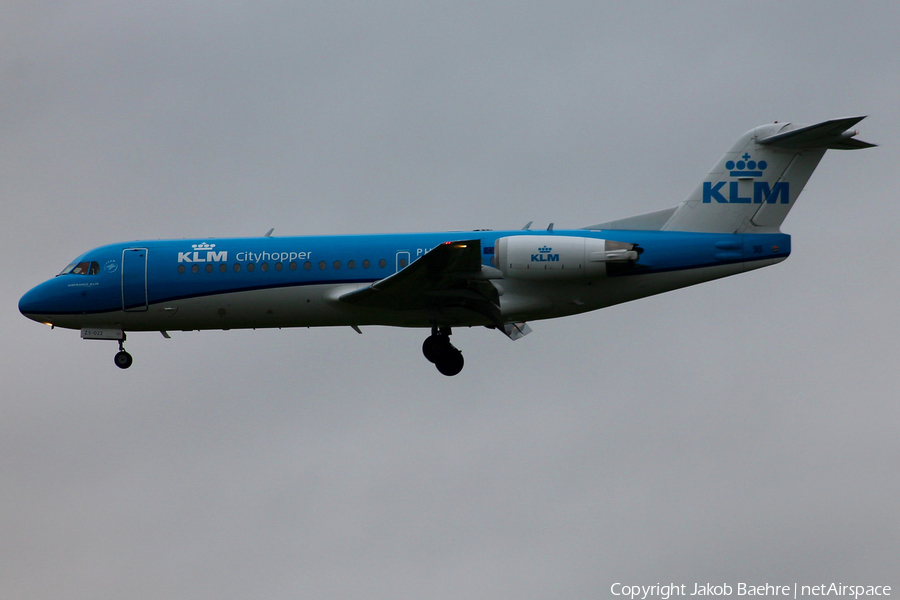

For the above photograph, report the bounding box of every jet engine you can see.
[495,235,637,280]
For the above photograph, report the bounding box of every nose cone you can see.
[19,280,57,322]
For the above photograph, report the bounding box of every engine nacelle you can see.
[495,235,636,281]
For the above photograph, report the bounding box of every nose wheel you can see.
[114,336,133,369]
[422,326,464,376]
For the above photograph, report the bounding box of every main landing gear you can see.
[422,326,464,376]
[114,335,133,369]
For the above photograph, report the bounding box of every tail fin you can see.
[661,117,875,233]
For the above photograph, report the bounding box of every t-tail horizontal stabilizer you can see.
[758,116,877,150]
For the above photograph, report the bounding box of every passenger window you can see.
[275,262,283,271]
[319,261,326,270]
[379,259,387,268]
[233,263,241,272]
[261,262,269,272]
[289,261,297,271]
[219,264,227,272]
[304,261,311,270]
[348,260,355,269]
[178,265,186,274]
[206,264,213,273]
[192,264,200,273]
[247,263,255,272]
[363,259,370,269]
[333,260,341,270]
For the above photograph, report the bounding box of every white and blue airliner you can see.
[20,117,873,375]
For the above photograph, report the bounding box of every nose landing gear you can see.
[422,326,464,376]
[114,336,133,369]
[80,328,134,369]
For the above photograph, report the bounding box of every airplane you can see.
[19,116,874,376]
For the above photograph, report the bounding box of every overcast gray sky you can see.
[3,2,899,598]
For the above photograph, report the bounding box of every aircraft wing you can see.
[339,239,505,328]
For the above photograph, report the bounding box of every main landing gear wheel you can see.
[422,326,464,376]
[422,335,444,363]
[434,346,464,376]
[114,350,133,369]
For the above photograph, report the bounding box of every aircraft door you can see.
[395,251,410,272]
[122,248,149,312]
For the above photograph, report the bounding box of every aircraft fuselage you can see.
[20,228,789,333]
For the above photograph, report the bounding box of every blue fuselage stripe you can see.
[20,230,791,316]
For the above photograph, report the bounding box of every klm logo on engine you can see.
[178,242,227,263]
[703,153,790,204]
[531,246,560,262]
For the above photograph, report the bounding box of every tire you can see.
[114,351,133,369]
[422,335,447,363]
[435,347,464,376]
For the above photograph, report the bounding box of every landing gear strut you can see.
[422,326,464,376]
[114,335,133,369]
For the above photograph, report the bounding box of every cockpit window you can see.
[58,261,100,276]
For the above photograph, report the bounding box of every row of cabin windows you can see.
[177,258,393,274]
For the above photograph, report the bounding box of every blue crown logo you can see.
[726,153,767,177]
[538,246,552,253]
[192,242,216,251]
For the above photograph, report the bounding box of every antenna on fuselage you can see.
[547,223,554,231]
[264,228,274,237]
[522,221,533,230]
